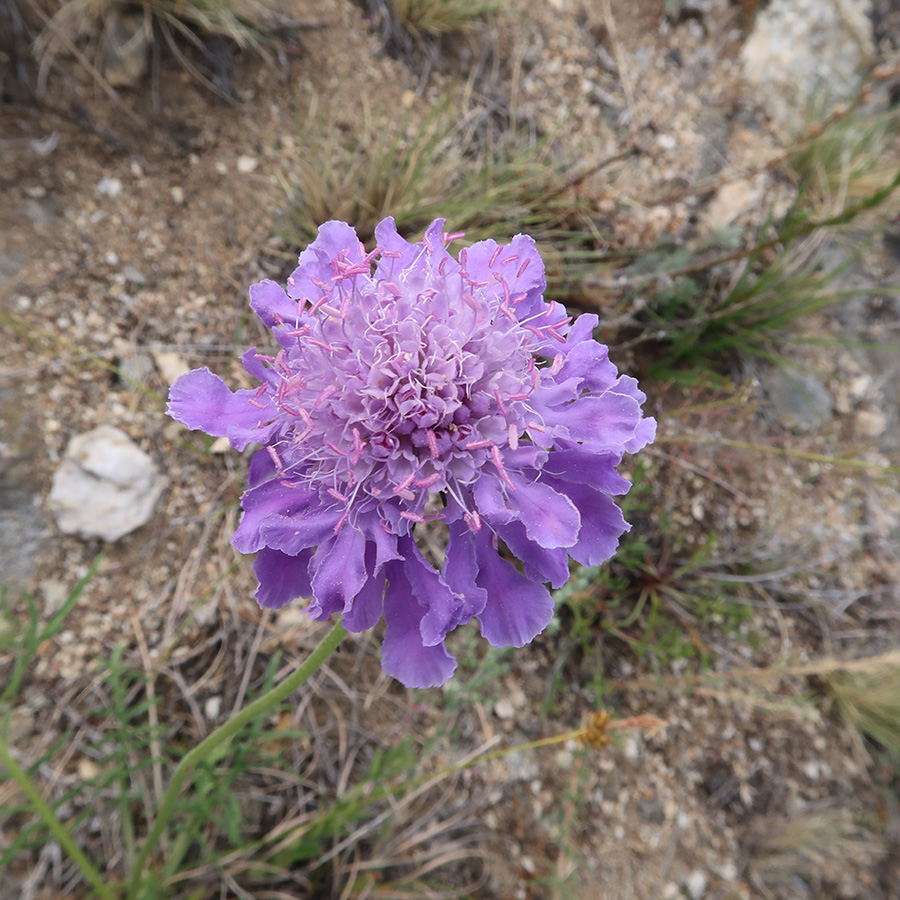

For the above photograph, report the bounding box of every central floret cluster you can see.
[167,217,655,688]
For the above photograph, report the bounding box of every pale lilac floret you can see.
[167,217,656,688]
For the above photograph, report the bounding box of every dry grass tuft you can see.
[823,650,900,762]
[746,809,881,895]
[25,0,316,99]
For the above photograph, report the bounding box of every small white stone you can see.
[685,869,708,899]
[152,350,190,384]
[204,696,223,720]
[854,409,887,438]
[209,436,232,454]
[97,176,123,198]
[236,155,258,174]
[657,134,677,151]
[48,425,167,541]
[215,161,229,175]
[494,698,515,720]
[170,186,185,204]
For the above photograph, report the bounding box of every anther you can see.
[491,444,516,490]
[315,385,337,407]
[426,429,440,459]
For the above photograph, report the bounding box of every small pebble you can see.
[685,869,707,899]
[97,176,123,198]
[236,155,258,174]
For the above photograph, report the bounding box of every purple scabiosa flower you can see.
[167,217,655,688]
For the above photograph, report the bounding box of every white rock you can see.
[741,0,874,135]
[96,176,123,198]
[236,155,258,174]
[685,869,708,899]
[152,350,190,384]
[703,179,760,231]
[48,426,167,541]
[854,409,887,438]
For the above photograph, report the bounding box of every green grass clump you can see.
[388,0,497,35]
[274,90,604,294]
[630,102,900,382]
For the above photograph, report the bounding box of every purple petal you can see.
[288,220,363,304]
[249,280,297,330]
[506,475,580,549]
[625,416,657,453]
[544,447,631,494]
[472,474,516,526]
[373,216,418,277]
[343,558,386,632]
[254,547,313,609]
[381,560,457,688]
[443,522,488,619]
[232,480,316,554]
[396,536,465,647]
[473,529,554,647]
[542,392,641,448]
[167,368,276,450]
[259,502,343,555]
[496,520,571,589]
[307,526,368,619]
[247,447,276,488]
[465,233,546,319]
[548,478,629,566]
[362,513,403,570]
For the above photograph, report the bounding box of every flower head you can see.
[167,218,655,687]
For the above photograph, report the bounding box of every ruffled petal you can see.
[254,547,313,609]
[506,474,580,549]
[443,521,488,620]
[544,447,631,494]
[496,519,571,589]
[287,220,364,305]
[259,503,343,554]
[381,560,457,688]
[547,477,630,566]
[464,233,547,320]
[395,536,465,647]
[307,525,368,619]
[540,392,641,449]
[625,416,657,453]
[473,529,554,647]
[472,473,516,525]
[373,216,419,278]
[232,479,316,554]
[343,553,386,632]
[249,280,298,330]
[167,368,276,450]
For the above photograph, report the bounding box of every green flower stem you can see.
[128,619,348,897]
[0,739,117,900]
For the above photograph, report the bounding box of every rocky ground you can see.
[2,0,900,898]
